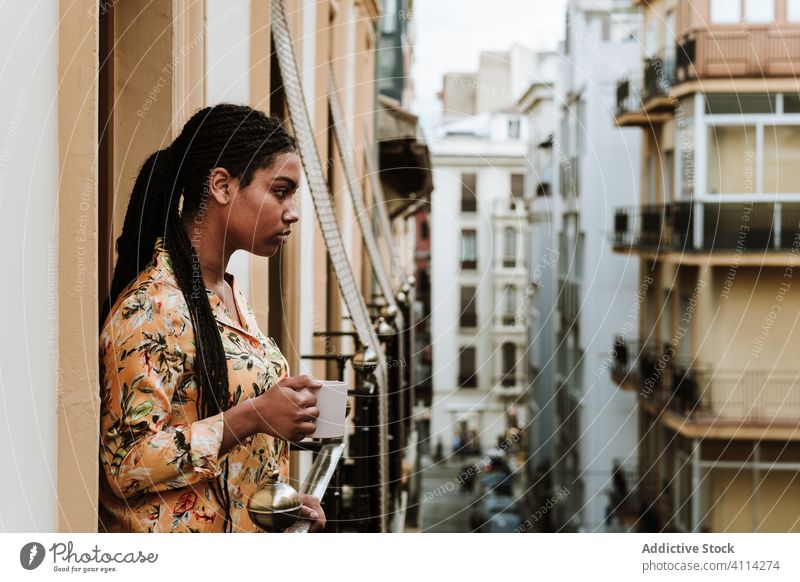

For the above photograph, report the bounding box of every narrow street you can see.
[417,457,481,532]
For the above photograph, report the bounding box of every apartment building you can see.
[517,51,561,524]
[546,0,643,532]
[611,0,800,532]
[430,108,531,457]
[1,0,425,533]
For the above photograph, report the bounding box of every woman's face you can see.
[222,151,302,257]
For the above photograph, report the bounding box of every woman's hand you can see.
[298,493,326,532]
[246,375,322,442]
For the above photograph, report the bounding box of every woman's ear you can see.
[208,167,235,205]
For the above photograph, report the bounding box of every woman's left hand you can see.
[298,494,326,532]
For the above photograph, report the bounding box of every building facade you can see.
[0,0,427,533]
[429,47,541,459]
[611,0,800,532]
[546,0,643,532]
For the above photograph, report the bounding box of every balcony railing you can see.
[616,76,643,117]
[677,26,800,81]
[642,57,677,102]
[285,442,346,533]
[616,57,676,117]
[614,201,800,252]
[610,337,800,424]
[607,466,673,532]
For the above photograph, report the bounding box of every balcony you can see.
[610,337,800,430]
[677,26,800,81]
[615,58,678,126]
[607,466,673,532]
[610,336,640,390]
[613,201,800,261]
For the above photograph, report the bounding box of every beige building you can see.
[611,0,800,532]
[0,0,427,533]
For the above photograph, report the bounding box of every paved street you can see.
[418,457,481,532]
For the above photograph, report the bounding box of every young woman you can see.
[98,103,325,533]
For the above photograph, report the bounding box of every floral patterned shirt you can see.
[98,237,290,533]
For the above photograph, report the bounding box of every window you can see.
[502,285,517,325]
[790,0,800,22]
[785,94,800,112]
[420,219,429,241]
[508,118,521,139]
[461,172,477,212]
[707,125,756,194]
[664,10,676,62]
[663,150,675,202]
[744,0,774,23]
[458,346,477,388]
[705,93,776,114]
[461,229,477,269]
[460,286,477,328]
[763,125,800,194]
[710,0,776,23]
[710,0,740,23]
[511,173,525,199]
[501,343,517,386]
[503,227,517,267]
[677,107,695,199]
[646,154,657,204]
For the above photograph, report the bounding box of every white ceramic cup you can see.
[309,380,348,438]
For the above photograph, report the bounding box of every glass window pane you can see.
[461,173,477,212]
[677,118,695,199]
[711,0,741,23]
[461,229,477,263]
[705,93,776,114]
[784,94,800,113]
[789,0,800,22]
[764,125,800,194]
[744,0,774,22]
[504,227,516,256]
[706,125,756,194]
[663,150,675,202]
[511,173,525,198]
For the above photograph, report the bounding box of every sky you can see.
[411,0,568,135]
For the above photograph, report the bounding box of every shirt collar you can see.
[151,236,260,341]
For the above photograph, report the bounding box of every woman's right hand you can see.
[244,374,322,442]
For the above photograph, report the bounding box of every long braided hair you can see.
[101,103,297,530]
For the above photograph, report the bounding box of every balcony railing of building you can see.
[616,76,643,117]
[616,55,677,117]
[642,57,677,102]
[607,466,673,532]
[613,201,800,252]
[677,26,800,81]
[609,337,800,424]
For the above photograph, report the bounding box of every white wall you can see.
[0,1,59,532]
[555,1,641,530]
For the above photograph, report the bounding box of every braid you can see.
[102,103,297,533]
